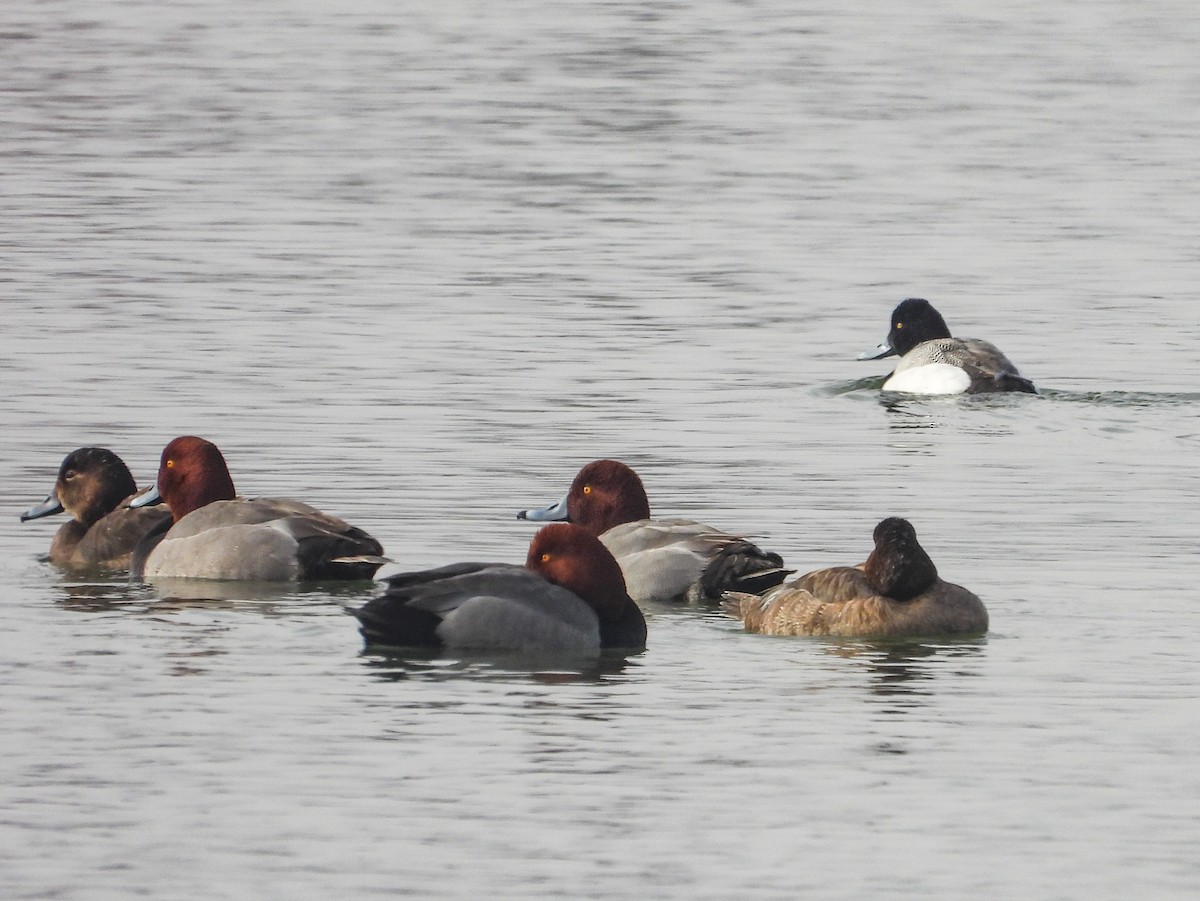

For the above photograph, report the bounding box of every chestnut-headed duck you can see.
[858,298,1036,395]
[21,447,172,571]
[129,436,385,581]
[725,517,988,638]
[517,459,790,603]
[354,522,647,653]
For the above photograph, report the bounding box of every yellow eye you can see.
[166,459,175,469]
[895,323,903,329]
[541,552,552,563]
[582,485,592,495]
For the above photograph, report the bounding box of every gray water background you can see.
[2,1,1199,898]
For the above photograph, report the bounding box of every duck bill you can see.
[21,494,64,522]
[516,492,570,522]
[128,483,164,509]
[857,341,897,361]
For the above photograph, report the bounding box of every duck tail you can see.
[721,590,756,619]
[352,595,443,648]
[694,539,791,600]
[997,372,1038,394]
[332,554,391,566]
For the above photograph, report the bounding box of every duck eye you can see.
[64,470,76,480]
[166,459,175,469]
[540,552,552,563]
[895,323,903,330]
[582,485,592,495]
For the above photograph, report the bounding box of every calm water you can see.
[2,1,1199,898]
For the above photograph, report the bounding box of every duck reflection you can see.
[878,387,1038,429]
[51,573,157,612]
[53,571,377,614]
[358,645,640,685]
[145,577,378,607]
[824,637,987,702]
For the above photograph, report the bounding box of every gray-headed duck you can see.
[517,459,790,603]
[354,522,647,652]
[858,298,1036,395]
[21,447,173,571]
[725,517,988,638]
[129,436,385,581]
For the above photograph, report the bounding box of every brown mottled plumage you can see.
[725,518,988,638]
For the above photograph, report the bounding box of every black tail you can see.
[692,540,792,601]
[995,372,1038,394]
[353,594,444,648]
[297,526,387,580]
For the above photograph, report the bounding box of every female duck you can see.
[130,436,385,581]
[21,447,172,571]
[354,523,647,652]
[725,517,988,638]
[858,298,1036,395]
[517,459,789,603]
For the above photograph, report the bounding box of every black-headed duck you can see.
[859,298,1036,395]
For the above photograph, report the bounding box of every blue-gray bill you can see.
[128,483,163,508]
[20,494,64,522]
[516,492,570,522]
[857,341,896,361]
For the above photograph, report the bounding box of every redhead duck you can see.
[725,518,988,638]
[354,523,647,652]
[21,447,172,571]
[858,298,1036,395]
[517,459,789,602]
[129,436,385,581]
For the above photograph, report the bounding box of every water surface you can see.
[2,1,1198,898]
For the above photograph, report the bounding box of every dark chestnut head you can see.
[525,522,632,623]
[156,436,237,522]
[565,460,652,535]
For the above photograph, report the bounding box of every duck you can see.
[516,459,790,603]
[724,517,988,638]
[858,298,1036,395]
[20,447,173,571]
[353,522,647,653]
[129,436,386,581]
